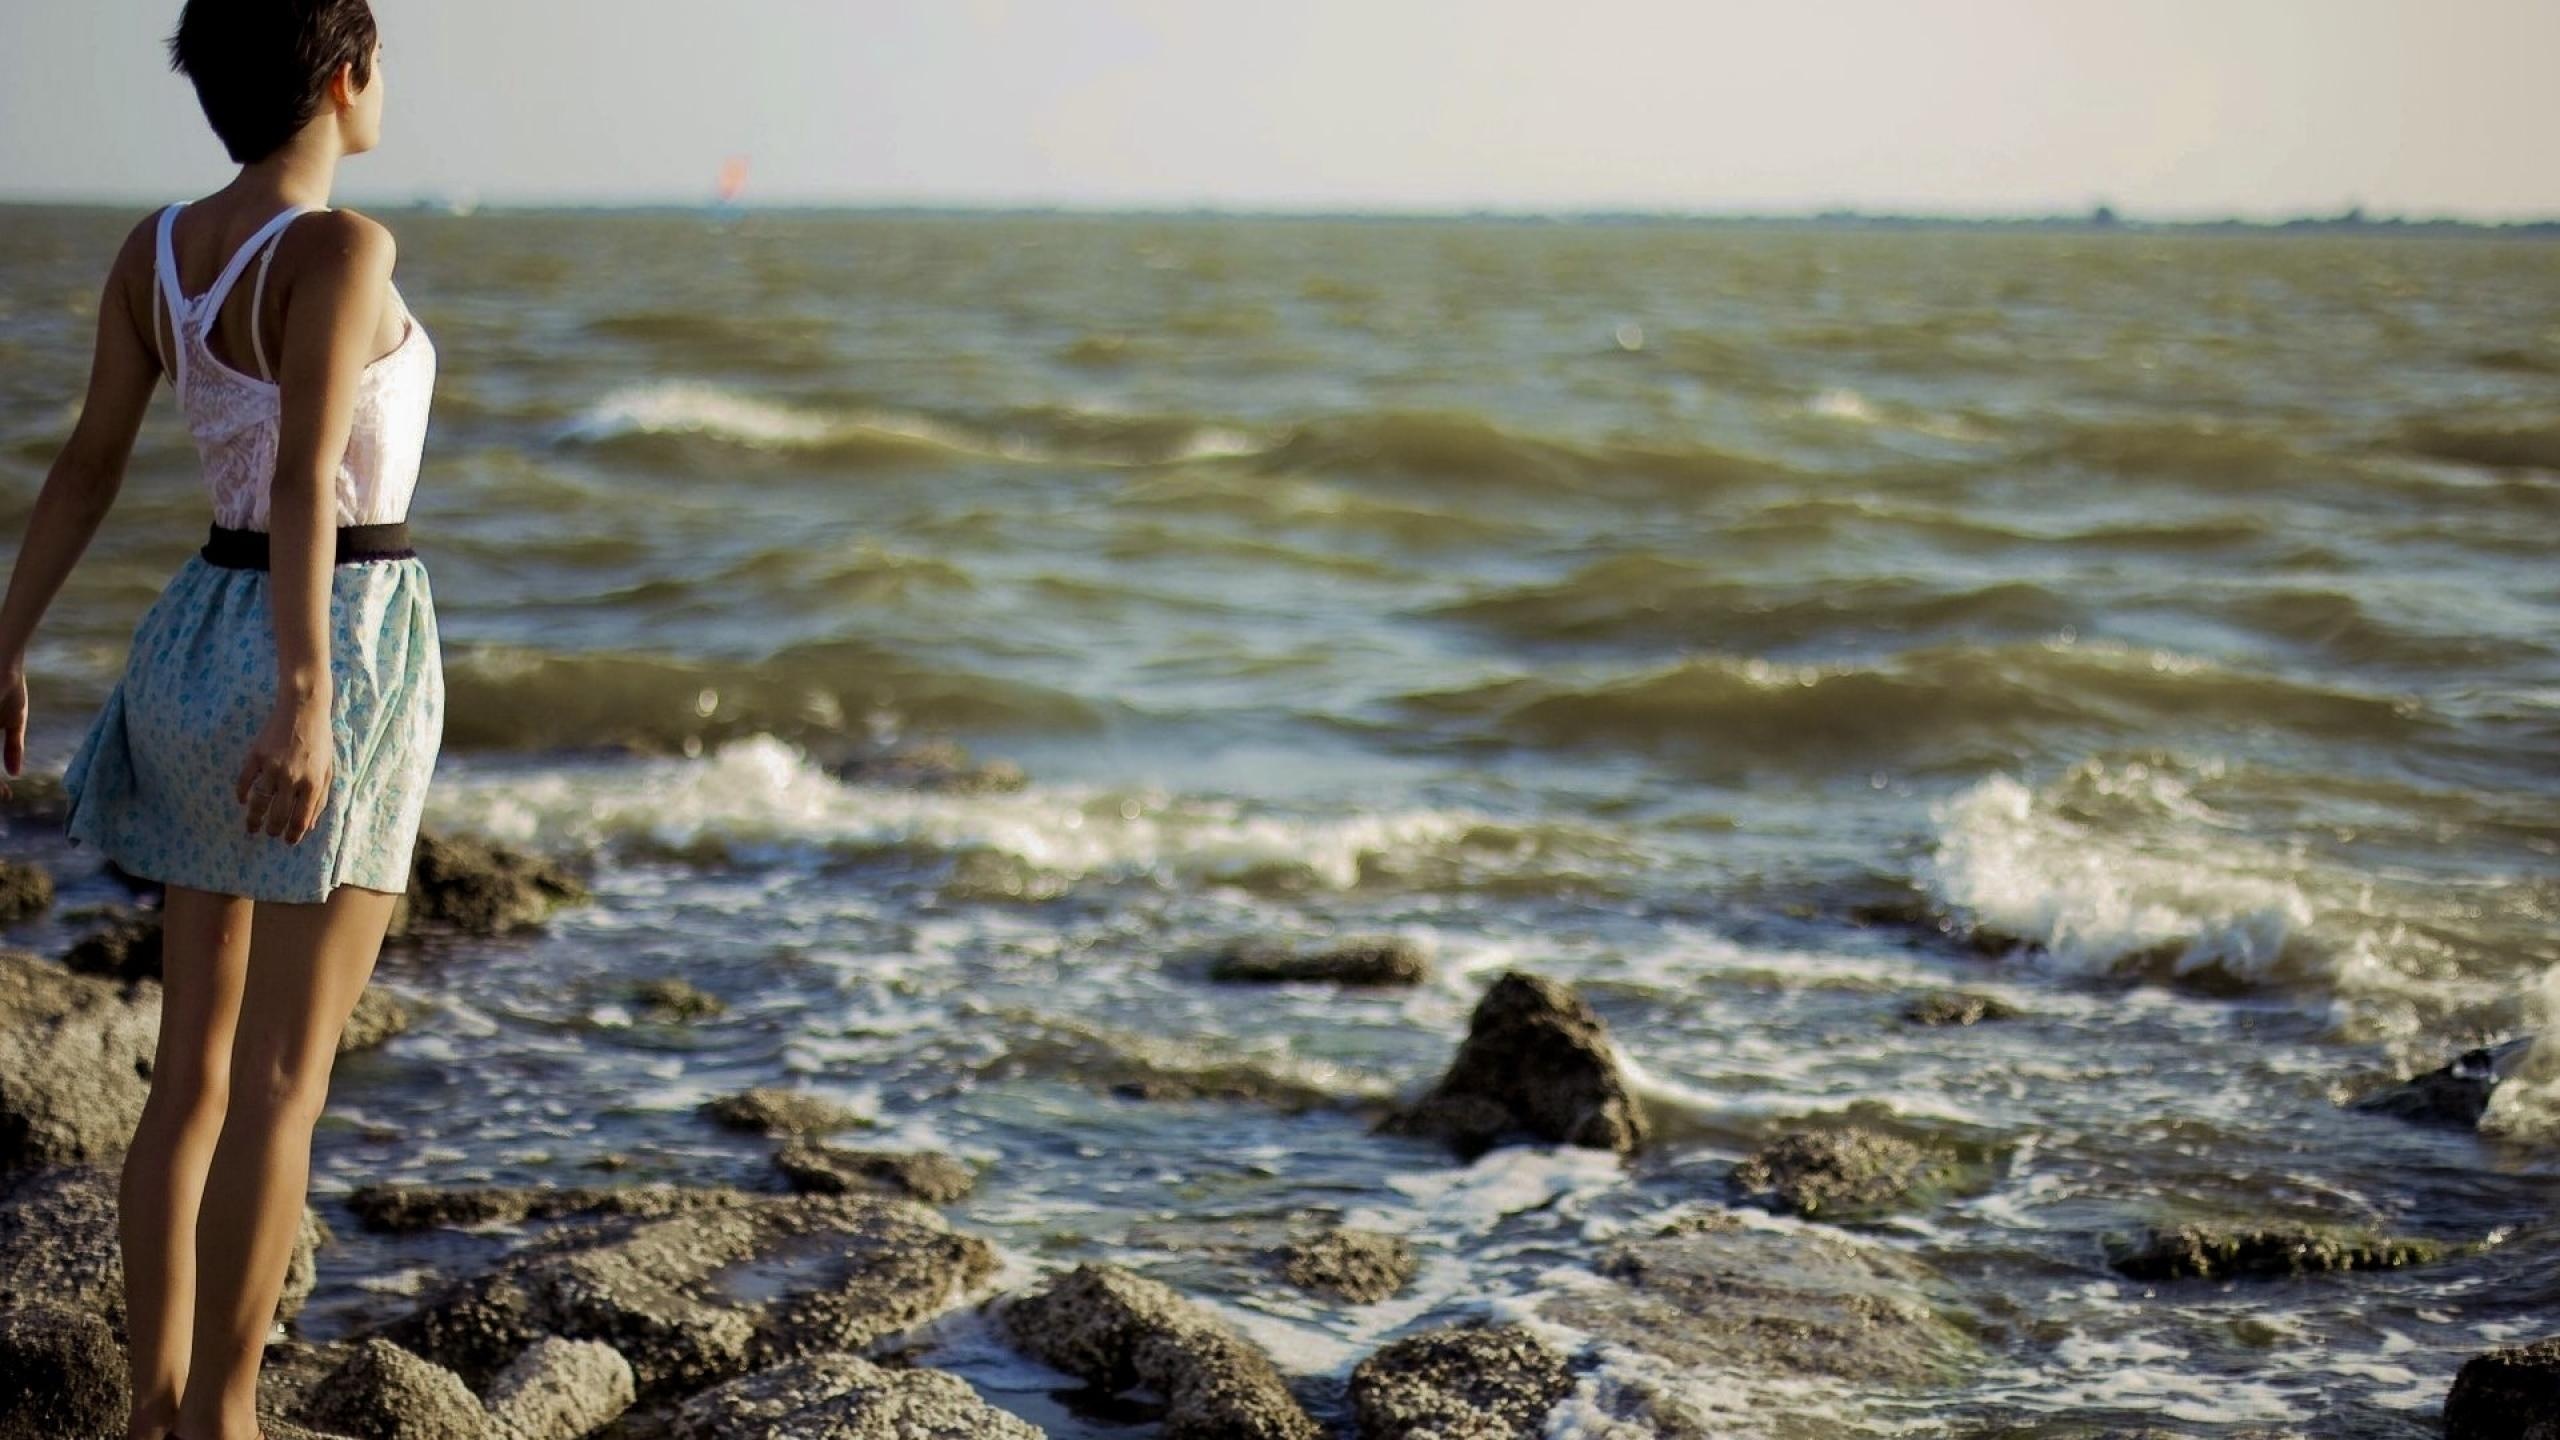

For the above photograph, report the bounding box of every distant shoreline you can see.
[3,197,2554,236]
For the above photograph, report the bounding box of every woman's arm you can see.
[235,208,397,843]
[0,215,168,797]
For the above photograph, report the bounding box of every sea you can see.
[2,204,2557,1436]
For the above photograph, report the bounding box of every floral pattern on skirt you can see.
[61,552,443,903]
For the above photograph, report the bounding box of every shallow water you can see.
[4,206,2558,1434]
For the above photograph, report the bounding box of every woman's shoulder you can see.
[289,206,401,271]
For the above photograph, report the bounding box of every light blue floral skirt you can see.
[61,552,443,903]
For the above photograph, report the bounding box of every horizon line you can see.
[4,192,2557,231]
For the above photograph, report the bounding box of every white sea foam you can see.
[425,733,1503,892]
[1926,768,2316,986]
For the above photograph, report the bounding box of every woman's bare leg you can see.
[120,884,255,1440]
[172,882,400,1440]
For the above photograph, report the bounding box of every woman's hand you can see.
[0,654,25,800]
[236,688,333,841]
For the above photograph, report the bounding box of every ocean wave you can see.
[2396,416,2560,473]
[440,639,1099,754]
[1254,408,1794,498]
[423,734,1621,897]
[1398,640,2429,776]
[1432,555,2079,650]
[557,382,1267,471]
[1924,769,2321,992]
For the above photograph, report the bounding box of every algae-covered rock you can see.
[1348,1320,1571,1439]
[1376,970,1648,1157]
[995,1262,1320,1440]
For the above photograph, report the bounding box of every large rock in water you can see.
[1539,1213,1975,1387]
[671,1353,1043,1439]
[2446,1334,2560,1438]
[1348,1321,1573,1440]
[1731,1126,1945,1220]
[2352,1036,2533,1129]
[1375,970,1649,1157]
[0,1300,129,1440]
[2105,1223,2443,1282]
[391,832,588,938]
[374,1191,996,1399]
[995,1262,1321,1440]
[0,1162,328,1333]
[0,949,158,1170]
[0,861,54,925]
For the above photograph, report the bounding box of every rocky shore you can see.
[0,811,2552,1438]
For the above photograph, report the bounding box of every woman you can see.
[0,3,441,1437]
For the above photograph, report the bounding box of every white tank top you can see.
[151,201,436,531]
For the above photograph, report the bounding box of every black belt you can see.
[202,522,415,569]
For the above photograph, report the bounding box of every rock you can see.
[346,1181,763,1233]
[1277,1227,1417,1304]
[995,1262,1320,1440]
[2447,1334,2560,1439]
[0,949,159,1169]
[61,911,162,983]
[1732,1126,1942,1220]
[1208,937,1430,987]
[295,1337,495,1440]
[1375,971,1649,1157]
[632,977,725,1023]
[2106,1224,2444,1282]
[393,833,588,938]
[1899,990,2020,1026]
[0,1300,129,1440]
[342,987,419,1054]
[1348,1321,1572,1440]
[0,862,54,926]
[670,1352,1043,1439]
[977,1010,1383,1114]
[773,1141,976,1204]
[825,738,1027,794]
[699,1086,870,1137]
[1539,1214,1975,1386]
[481,1335,635,1440]
[375,1192,996,1398]
[0,1162,328,1332]
[2352,1036,2532,1129]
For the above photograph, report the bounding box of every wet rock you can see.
[1348,1320,1571,1439]
[0,1300,129,1440]
[1899,990,2020,1026]
[2351,1036,2532,1130]
[0,1162,328,1331]
[977,1009,1387,1114]
[1375,970,1649,1158]
[481,1334,635,1440]
[342,986,420,1054]
[632,977,726,1023]
[1208,937,1430,987]
[1732,1126,1943,1220]
[0,861,54,926]
[2447,1333,2560,1438]
[995,1262,1321,1440]
[2106,1223,2445,1281]
[1277,1226,1417,1304]
[670,1352,1043,1439]
[61,910,162,982]
[295,1336,494,1440]
[699,1085,871,1136]
[0,949,159,1169]
[375,1192,996,1399]
[773,1140,976,1204]
[346,1180,763,1233]
[825,737,1028,794]
[1539,1215,1975,1385]
[392,833,588,938]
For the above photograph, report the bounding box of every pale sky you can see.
[2,0,2553,218]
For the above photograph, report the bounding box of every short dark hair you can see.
[166,0,378,165]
